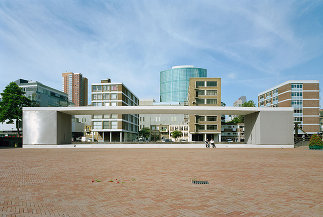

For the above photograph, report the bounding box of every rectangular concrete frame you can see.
[22,106,294,146]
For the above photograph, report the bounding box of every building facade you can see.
[139,99,188,141]
[160,65,207,103]
[15,79,69,107]
[91,79,139,142]
[188,77,222,142]
[258,80,320,135]
[62,72,88,106]
[221,123,245,142]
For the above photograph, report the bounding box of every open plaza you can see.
[0,147,322,216]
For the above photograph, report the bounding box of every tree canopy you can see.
[0,82,33,136]
[171,130,183,140]
[139,127,150,139]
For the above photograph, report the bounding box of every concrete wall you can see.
[23,110,72,145]
[23,110,58,145]
[245,110,294,145]
[57,112,72,144]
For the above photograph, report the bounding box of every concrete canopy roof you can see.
[23,106,293,116]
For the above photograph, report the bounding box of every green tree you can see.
[139,127,150,140]
[171,130,183,141]
[242,100,256,107]
[0,82,33,137]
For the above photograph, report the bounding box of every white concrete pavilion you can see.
[22,106,294,148]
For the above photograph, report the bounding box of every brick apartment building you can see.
[62,72,88,106]
[258,80,320,135]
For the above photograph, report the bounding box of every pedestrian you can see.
[210,139,215,148]
[205,139,209,148]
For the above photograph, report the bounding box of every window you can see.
[103,114,110,119]
[93,115,102,119]
[92,85,102,92]
[196,98,205,104]
[111,85,117,91]
[196,116,205,122]
[93,121,102,129]
[97,94,102,100]
[111,114,118,119]
[92,94,97,100]
[103,121,110,129]
[196,81,205,87]
[207,125,217,130]
[196,90,205,96]
[294,117,302,122]
[103,93,109,100]
[206,90,217,95]
[206,99,217,104]
[111,93,117,100]
[206,81,217,87]
[207,116,217,121]
[102,85,109,92]
[197,125,205,130]
[111,121,117,129]
[111,102,117,106]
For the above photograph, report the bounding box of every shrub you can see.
[309,134,323,150]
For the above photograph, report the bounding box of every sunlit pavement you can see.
[0,147,322,216]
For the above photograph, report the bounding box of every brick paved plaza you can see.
[0,147,322,216]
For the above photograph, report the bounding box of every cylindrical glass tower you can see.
[160,65,207,103]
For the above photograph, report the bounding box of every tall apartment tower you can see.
[91,79,139,142]
[160,65,207,103]
[188,77,222,142]
[258,80,320,135]
[62,72,88,106]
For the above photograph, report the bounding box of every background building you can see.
[233,96,246,107]
[160,65,207,103]
[221,123,245,142]
[91,79,139,142]
[139,99,188,141]
[188,77,221,142]
[62,72,88,106]
[258,80,320,135]
[15,79,69,107]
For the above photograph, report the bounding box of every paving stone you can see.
[0,148,322,216]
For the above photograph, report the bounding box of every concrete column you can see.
[92,132,94,142]
[204,134,207,141]
[219,133,221,142]
[110,132,112,142]
[120,132,122,142]
[103,132,105,142]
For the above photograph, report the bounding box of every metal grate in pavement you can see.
[192,180,209,184]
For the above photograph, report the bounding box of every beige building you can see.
[221,123,245,142]
[91,79,139,142]
[188,78,221,142]
[62,72,88,106]
[258,80,320,135]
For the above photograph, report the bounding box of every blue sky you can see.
[0,0,322,106]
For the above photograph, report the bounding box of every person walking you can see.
[210,139,215,148]
[205,139,209,148]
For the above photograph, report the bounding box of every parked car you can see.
[162,139,172,142]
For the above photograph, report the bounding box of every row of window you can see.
[196,125,218,131]
[196,98,217,105]
[92,102,118,106]
[93,121,118,129]
[196,81,217,88]
[92,93,118,100]
[92,85,118,92]
[196,90,217,97]
[291,92,302,96]
[196,116,217,122]
[294,117,303,122]
[291,84,303,89]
